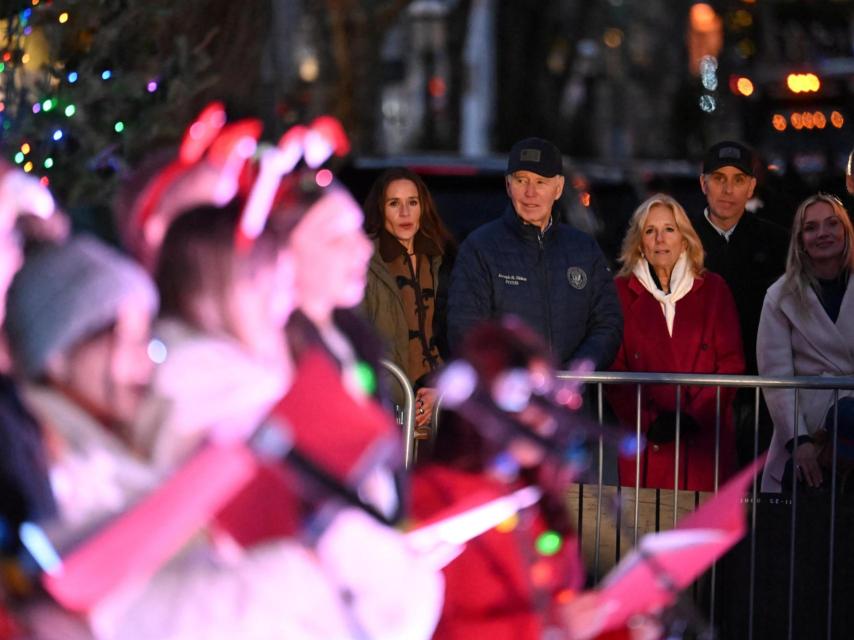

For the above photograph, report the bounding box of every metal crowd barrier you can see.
[379,359,445,469]
[554,370,854,640]
[379,359,418,468]
[384,363,854,637]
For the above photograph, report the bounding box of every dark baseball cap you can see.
[506,137,563,178]
[702,141,755,176]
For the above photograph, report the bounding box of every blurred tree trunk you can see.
[322,0,411,152]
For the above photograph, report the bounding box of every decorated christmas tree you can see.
[0,0,271,214]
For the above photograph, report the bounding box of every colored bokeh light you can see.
[535,530,563,556]
[496,513,519,533]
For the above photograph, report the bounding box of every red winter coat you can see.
[608,272,744,491]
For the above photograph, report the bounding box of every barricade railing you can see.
[379,359,418,469]
[554,370,854,640]
[385,364,854,636]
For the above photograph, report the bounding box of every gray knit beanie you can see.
[5,235,159,378]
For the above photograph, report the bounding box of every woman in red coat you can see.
[608,194,745,491]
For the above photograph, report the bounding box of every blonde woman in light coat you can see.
[758,193,854,493]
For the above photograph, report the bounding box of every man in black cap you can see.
[693,140,789,461]
[447,137,622,372]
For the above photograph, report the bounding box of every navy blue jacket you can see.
[448,207,623,370]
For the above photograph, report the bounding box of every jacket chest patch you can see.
[567,267,588,289]
[498,273,528,286]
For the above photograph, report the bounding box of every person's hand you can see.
[415,387,437,436]
[559,592,618,640]
[560,592,663,640]
[794,441,822,488]
[316,508,445,640]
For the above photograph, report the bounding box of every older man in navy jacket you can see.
[448,137,622,371]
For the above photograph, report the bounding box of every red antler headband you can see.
[235,115,350,250]
[133,102,261,242]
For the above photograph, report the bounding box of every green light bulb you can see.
[353,361,377,396]
[535,530,563,556]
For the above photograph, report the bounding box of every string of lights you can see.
[0,1,217,209]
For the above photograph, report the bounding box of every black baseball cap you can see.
[506,137,563,178]
[702,141,755,177]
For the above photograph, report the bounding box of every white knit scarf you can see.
[631,251,694,336]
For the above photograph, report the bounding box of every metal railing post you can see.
[379,359,417,469]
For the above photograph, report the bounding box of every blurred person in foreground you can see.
[272,172,408,520]
[112,102,260,272]
[278,172,380,395]
[691,141,788,462]
[4,234,444,640]
[0,160,60,567]
[411,318,659,640]
[411,318,584,639]
[362,167,456,437]
[758,193,854,493]
[448,137,622,372]
[609,194,744,491]
[134,199,294,471]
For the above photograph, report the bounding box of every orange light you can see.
[579,192,591,207]
[786,73,820,94]
[814,112,826,129]
[790,113,803,130]
[736,76,754,96]
[771,114,787,131]
[690,3,718,32]
[830,111,844,128]
[428,76,446,98]
[20,143,30,154]
[530,560,554,588]
[496,514,519,533]
[802,112,814,129]
[603,28,624,48]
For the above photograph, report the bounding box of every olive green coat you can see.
[362,236,443,405]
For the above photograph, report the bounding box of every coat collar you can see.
[376,228,441,263]
[627,269,707,297]
[502,205,555,244]
[368,236,441,301]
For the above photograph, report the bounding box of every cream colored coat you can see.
[757,274,854,492]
